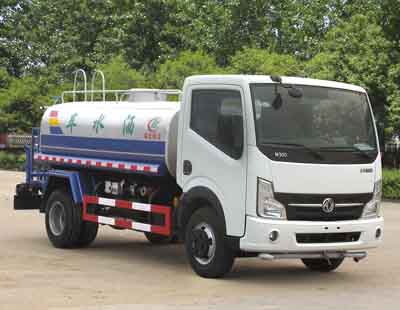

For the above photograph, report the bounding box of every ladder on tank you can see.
[61,69,181,103]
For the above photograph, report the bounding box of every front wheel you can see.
[302,257,344,272]
[144,232,178,245]
[185,208,234,278]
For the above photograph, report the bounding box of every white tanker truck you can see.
[14,71,383,278]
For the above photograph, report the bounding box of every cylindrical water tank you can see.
[40,100,180,176]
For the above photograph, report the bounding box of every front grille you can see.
[296,232,361,244]
[286,204,366,221]
[275,193,372,221]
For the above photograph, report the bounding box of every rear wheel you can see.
[76,221,98,247]
[145,187,179,244]
[45,189,82,248]
[185,208,234,278]
[302,258,344,272]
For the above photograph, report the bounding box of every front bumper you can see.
[240,215,384,253]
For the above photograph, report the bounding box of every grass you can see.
[382,168,400,200]
[0,150,26,171]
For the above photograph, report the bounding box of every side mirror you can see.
[288,86,303,98]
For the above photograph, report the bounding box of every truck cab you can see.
[177,75,383,275]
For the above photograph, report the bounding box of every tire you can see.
[45,189,82,248]
[302,257,344,272]
[145,187,179,245]
[76,221,98,247]
[144,232,177,245]
[185,208,234,278]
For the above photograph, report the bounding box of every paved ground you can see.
[0,170,399,310]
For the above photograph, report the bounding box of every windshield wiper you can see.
[320,146,376,159]
[262,142,324,160]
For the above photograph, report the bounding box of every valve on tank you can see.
[137,185,150,198]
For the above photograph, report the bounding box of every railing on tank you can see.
[61,69,181,103]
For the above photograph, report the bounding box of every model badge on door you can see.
[274,152,288,158]
[360,168,373,173]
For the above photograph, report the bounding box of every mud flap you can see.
[14,183,42,210]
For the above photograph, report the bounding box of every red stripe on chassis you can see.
[82,195,171,236]
[115,218,132,229]
[151,204,172,236]
[115,199,132,209]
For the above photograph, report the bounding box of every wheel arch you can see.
[178,186,227,239]
[41,170,84,211]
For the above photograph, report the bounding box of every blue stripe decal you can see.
[41,135,165,157]
[49,127,63,135]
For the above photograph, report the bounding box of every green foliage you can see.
[306,15,391,85]
[0,68,11,89]
[119,0,183,70]
[305,14,394,124]
[387,64,400,132]
[0,75,51,133]
[304,53,337,81]
[0,0,128,76]
[228,48,303,76]
[98,56,147,90]
[383,169,400,200]
[0,0,399,138]
[171,1,381,64]
[379,0,400,44]
[0,151,26,171]
[172,1,275,65]
[154,51,221,89]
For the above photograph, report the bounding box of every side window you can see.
[190,89,244,159]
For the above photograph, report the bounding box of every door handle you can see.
[183,160,192,175]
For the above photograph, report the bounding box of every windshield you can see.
[250,84,378,164]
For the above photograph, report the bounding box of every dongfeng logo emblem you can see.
[322,198,335,213]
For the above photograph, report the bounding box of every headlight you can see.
[362,179,382,219]
[257,178,286,220]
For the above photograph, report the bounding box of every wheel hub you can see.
[191,230,212,258]
[49,201,66,236]
[191,223,216,265]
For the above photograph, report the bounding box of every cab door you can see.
[178,85,247,237]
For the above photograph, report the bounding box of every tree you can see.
[378,0,400,45]
[304,52,336,80]
[228,48,303,76]
[0,68,11,89]
[0,76,50,132]
[154,51,221,89]
[387,64,400,134]
[172,1,276,65]
[0,0,399,137]
[0,0,127,76]
[305,15,392,124]
[120,0,183,70]
[98,56,147,90]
